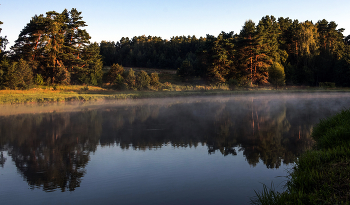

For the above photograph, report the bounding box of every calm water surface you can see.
[0,93,349,205]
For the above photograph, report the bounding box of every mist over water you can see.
[0,92,349,204]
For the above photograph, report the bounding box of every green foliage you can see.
[0,58,10,88]
[11,9,102,85]
[106,63,124,84]
[6,11,350,88]
[227,76,251,89]
[79,42,103,85]
[100,35,204,70]
[205,32,236,84]
[0,20,8,56]
[268,62,285,89]
[113,74,127,90]
[150,73,161,89]
[33,74,44,85]
[136,70,151,90]
[318,82,335,88]
[55,66,71,85]
[5,59,33,89]
[177,60,194,78]
[124,68,136,90]
[312,109,350,150]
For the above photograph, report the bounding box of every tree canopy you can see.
[8,8,102,86]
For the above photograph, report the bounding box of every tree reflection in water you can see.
[0,95,346,192]
[0,111,101,192]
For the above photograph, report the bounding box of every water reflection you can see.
[0,94,349,192]
[0,112,101,192]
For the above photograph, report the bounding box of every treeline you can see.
[100,35,204,70]
[101,16,350,87]
[1,11,350,89]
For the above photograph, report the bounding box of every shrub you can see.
[113,74,127,90]
[319,82,335,88]
[162,82,172,90]
[136,70,151,90]
[106,63,124,84]
[124,68,136,90]
[5,59,33,89]
[150,73,161,89]
[268,62,285,89]
[33,74,44,85]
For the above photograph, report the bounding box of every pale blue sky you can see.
[1,0,349,49]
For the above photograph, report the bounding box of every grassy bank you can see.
[252,109,350,204]
[1,85,350,104]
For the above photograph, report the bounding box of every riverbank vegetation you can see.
[251,109,350,204]
[1,9,350,93]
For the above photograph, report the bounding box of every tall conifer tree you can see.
[237,20,258,85]
[12,8,99,84]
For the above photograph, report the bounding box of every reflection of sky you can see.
[0,145,293,205]
[1,0,350,49]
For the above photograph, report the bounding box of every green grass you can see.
[252,109,350,205]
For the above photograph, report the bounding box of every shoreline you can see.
[252,108,350,204]
[1,87,350,105]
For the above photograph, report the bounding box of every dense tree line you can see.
[100,35,204,70]
[1,12,350,89]
[101,16,350,87]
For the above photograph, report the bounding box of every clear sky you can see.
[1,0,349,49]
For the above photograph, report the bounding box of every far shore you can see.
[0,85,350,105]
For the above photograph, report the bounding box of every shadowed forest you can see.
[2,94,348,192]
[0,9,350,90]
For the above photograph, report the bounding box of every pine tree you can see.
[12,12,67,83]
[11,8,99,85]
[80,42,103,85]
[62,8,91,82]
[236,20,258,86]
[205,32,236,84]
[254,16,282,85]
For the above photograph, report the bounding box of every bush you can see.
[124,68,136,90]
[268,62,285,89]
[150,73,161,89]
[319,82,335,88]
[5,59,33,89]
[33,74,44,85]
[113,74,127,90]
[136,70,151,90]
[106,63,124,84]
[161,82,172,90]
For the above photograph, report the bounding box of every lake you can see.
[1,92,349,205]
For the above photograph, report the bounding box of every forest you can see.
[1,8,350,90]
